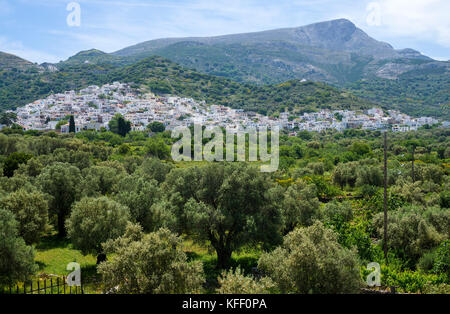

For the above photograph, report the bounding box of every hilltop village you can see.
[7,82,442,134]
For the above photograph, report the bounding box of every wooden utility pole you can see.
[383,131,388,263]
[411,146,415,183]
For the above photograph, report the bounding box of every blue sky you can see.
[0,0,449,63]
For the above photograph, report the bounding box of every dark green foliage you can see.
[3,152,33,177]
[69,116,76,133]
[147,121,166,133]
[109,114,131,137]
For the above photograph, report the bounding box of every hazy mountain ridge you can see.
[112,19,441,85]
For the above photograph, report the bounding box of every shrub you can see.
[373,207,447,264]
[217,267,275,294]
[258,221,362,294]
[98,227,205,294]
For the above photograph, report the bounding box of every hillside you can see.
[0,52,39,71]
[112,19,444,86]
[61,49,129,66]
[0,53,371,115]
[347,62,450,118]
[109,56,370,114]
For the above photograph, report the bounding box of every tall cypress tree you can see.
[69,115,76,133]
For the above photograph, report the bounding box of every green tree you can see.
[115,174,172,231]
[3,152,33,177]
[282,180,320,232]
[164,163,282,269]
[37,162,81,237]
[109,114,131,137]
[258,221,362,294]
[0,112,17,126]
[356,165,383,187]
[332,162,358,189]
[66,196,130,262]
[145,138,171,159]
[147,121,166,133]
[81,165,125,197]
[0,209,37,285]
[134,158,173,184]
[69,115,76,133]
[0,189,48,244]
[98,225,205,294]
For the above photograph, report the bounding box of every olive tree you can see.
[282,180,320,232]
[0,209,37,285]
[163,163,283,269]
[37,162,81,237]
[66,196,130,263]
[0,188,48,244]
[98,225,205,294]
[114,174,173,232]
[332,162,358,189]
[81,165,125,197]
[258,221,362,294]
[373,206,447,263]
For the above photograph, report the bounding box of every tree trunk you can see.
[57,213,67,238]
[216,247,232,270]
[97,253,107,265]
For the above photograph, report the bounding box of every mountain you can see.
[0,52,40,71]
[0,52,371,115]
[0,18,448,118]
[112,19,443,85]
[110,18,449,117]
[62,49,128,66]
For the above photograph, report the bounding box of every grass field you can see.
[31,233,262,294]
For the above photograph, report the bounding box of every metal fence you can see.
[2,276,83,294]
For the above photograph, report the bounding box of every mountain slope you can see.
[112,19,441,85]
[0,53,371,115]
[0,52,39,71]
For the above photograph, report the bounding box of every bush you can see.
[419,240,450,277]
[217,267,275,294]
[380,265,447,293]
[373,207,447,264]
[258,221,362,294]
[98,227,205,294]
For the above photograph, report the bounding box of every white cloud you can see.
[372,0,450,47]
[0,36,61,63]
[3,0,449,61]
